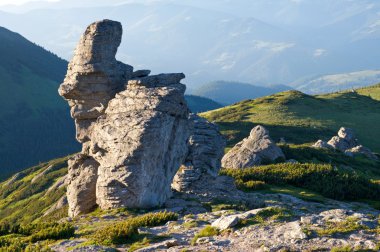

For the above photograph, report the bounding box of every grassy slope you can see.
[203,84,380,208]
[0,27,79,180]
[0,156,70,225]
[202,84,380,152]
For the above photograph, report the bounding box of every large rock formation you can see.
[221,125,285,169]
[172,114,226,191]
[59,20,193,217]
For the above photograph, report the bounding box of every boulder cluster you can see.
[222,125,285,169]
[59,20,225,217]
[312,127,378,160]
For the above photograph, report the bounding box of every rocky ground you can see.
[51,176,380,252]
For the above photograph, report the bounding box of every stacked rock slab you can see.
[222,125,285,169]
[59,20,192,217]
[172,114,226,191]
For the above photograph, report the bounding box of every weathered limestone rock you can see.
[312,139,331,149]
[327,127,358,151]
[211,207,281,230]
[211,215,240,230]
[66,154,99,217]
[221,125,285,169]
[172,114,226,191]
[58,19,133,144]
[91,73,191,209]
[59,20,133,217]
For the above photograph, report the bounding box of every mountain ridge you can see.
[202,83,380,153]
[2,1,380,86]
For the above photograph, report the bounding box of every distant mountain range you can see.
[0,26,79,179]
[184,95,222,113]
[292,70,380,94]
[1,0,380,87]
[192,81,291,105]
[0,26,219,180]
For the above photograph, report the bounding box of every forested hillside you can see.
[0,27,79,180]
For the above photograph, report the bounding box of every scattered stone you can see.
[134,239,179,252]
[211,207,275,230]
[211,215,239,230]
[221,125,285,169]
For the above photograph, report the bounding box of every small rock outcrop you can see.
[312,127,378,160]
[221,125,285,169]
[327,127,358,151]
[59,20,198,217]
[172,114,226,192]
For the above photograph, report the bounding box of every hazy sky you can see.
[0,0,57,6]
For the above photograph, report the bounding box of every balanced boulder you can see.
[221,125,285,169]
